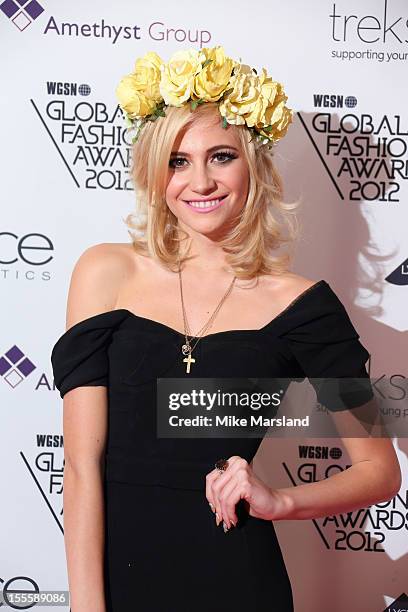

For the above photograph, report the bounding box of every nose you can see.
[188,161,217,194]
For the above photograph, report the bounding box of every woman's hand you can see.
[205,455,287,531]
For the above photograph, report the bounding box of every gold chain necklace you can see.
[177,257,236,373]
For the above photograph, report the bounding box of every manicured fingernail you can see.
[223,521,229,533]
[209,502,215,513]
[215,512,220,525]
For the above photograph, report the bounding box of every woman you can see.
[51,47,401,612]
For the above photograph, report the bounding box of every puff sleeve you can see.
[278,282,374,410]
[50,310,128,399]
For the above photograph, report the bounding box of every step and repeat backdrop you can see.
[1,0,407,610]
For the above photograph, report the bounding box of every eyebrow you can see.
[170,145,239,156]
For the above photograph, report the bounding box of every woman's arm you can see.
[207,411,401,528]
[61,244,123,611]
[63,387,108,612]
[270,435,402,521]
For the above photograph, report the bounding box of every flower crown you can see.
[116,45,293,150]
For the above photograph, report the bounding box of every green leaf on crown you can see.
[190,98,206,110]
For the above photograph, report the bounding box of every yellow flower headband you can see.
[116,45,293,150]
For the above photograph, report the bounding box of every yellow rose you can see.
[159,49,203,106]
[116,75,157,118]
[243,69,274,128]
[218,64,261,125]
[256,75,293,141]
[133,51,164,103]
[193,45,236,101]
[259,105,293,142]
[262,79,285,124]
[223,66,293,142]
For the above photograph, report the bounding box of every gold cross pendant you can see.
[183,353,196,374]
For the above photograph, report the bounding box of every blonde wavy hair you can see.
[124,101,299,280]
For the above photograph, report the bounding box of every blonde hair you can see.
[124,102,299,280]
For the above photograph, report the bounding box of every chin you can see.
[186,219,232,239]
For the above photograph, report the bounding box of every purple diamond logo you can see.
[0,356,12,376]
[17,356,36,376]
[25,0,43,19]
[6,345,24,364]
[12,8,31,29]
[0,0,19,17]
[0,344,37,388]
[0,0,43,29]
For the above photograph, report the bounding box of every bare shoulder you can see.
[262,272,322,309]
[65,242,135,330]
[282,272,322,295]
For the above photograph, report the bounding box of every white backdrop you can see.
[1,0,407,610]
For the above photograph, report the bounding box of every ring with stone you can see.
[215,458,229,473]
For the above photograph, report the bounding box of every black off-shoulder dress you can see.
[51,280,372,612]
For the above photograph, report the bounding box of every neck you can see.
[177,225,232,274]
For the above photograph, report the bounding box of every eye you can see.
[169,150,238,169]
[169,157,187,169]
[213,151,237,163]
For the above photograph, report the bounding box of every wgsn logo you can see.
[298,444,343,460]
[31,82,132,190]
[0,0,44,31]
[298,98,408,203]
[284,449,407,552]
[313,94,357,109]
[46,81,91,97]
[21,434,65,533]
